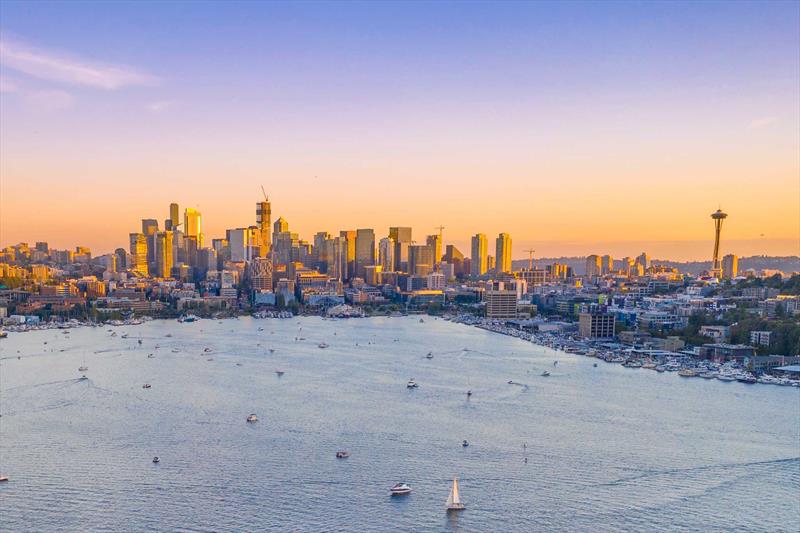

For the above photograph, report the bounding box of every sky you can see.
[1,1,798,261]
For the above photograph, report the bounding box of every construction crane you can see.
[434,225,445,241]
[524,249,536,271]
[260,185,269,202]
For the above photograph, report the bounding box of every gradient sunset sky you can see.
[1,1,798,260]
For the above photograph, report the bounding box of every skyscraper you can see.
[722,254,738,279]
[409,244,434,276]
[129,233,148,275]
[314,231,332,272]
[426,234,442,268]
[585,255,602,277]
[444,244,465,276]
[601,255,614,275]
[711,209,728,278]
[389,227,412,272]
[495,233,512,275]
[168,203,180,231]
[355,228,376,279]
[141,219,159,275]
[257,200,272,257]
[154,230,174,278]
[635,252,649,272]
[184,208,203,248]
[471,234,488,277]
[378,237,394,273]
[339,231,356,280]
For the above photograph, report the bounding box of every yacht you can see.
[623,361,643,368]
[246,414,259,423]
[655,365,666,372]
[336,451,350,459]
[78,366,88,372]
[541,371,551,377]
[446,477,466,511]
[390,483,412,495]
[678,369,697,378]
[717,373,736,382]
[407,379,419,388]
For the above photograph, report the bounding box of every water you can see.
[1,316,798,532]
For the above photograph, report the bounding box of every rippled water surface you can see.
[1,316,799,532]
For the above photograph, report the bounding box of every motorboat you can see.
[0,475,8,482]
[462,440,469,447]
[623,361,643,368]
[426,352,434,359]
[269,349,275,354]
[78,366,88,372]
[466,390,472,397]
[737,374,757,384]
[419,318,425,323]
[246,414,259,423]
[407,379,418,388]
[655,366,666,372]
[699,372,718,379]
[147,354,155,359]
[678,369,697,377]
[717,373,736,382]
[541,371,550,377]
[78,375,88,381]
[318,343,329,349]
[336,451,350,459]
[142,384,151,389]
[276,370,285,376]
[593,363,598,367]
[204,347,212,352]
[390,483,412,495]
[152,456,160,464]
[446,477,466,510]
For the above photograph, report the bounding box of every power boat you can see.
[446,477,466,511]
[466,390,472,397]
[142,384,151,389]
[246,414,259,423]
[678,369,697,378]
[717,373,736,382]
[152,456,160,464]
[78,366,88,372]
[78,375,88,381]
[462,440,469,447]
[318,343,329,349]
[336,451,350,459]
[390,483,412,495]
[275,370,285,376]
[426,352,434,359]
[0,475,8,482]
[541,371,550,377]
[407,379,418,388]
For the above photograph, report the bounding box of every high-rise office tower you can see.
[114,248,127,272]
[600,255,614,275]
[167,203,180,230]
[636,252,649,272]
[339,230,356,280]
[314,231,332,272]
[355,228,376,279]
[378,237,395,272]
[409,244,434,276]
[585,255,602,277]
[257,200,272,257]
[722,254,738,279]
[273,217,289,234]
[471,234,488,277]
[184,208,203,248]
[141,219,159,275]
[710,209,728,278]
[129,233,148,275]
[389,227,412,272]
[249,256,273,291]
[154,230,174,278]
[444,244,465,276]
[426,234,442,269]
[495,233,512,275]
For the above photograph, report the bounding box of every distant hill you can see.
[510,256,800,276]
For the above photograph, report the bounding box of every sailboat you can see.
[78,353,88,372]
[446,477,466,511]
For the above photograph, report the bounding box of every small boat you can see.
[207,358,213,361]
[541,371,550,377]
[419,318,424,323]
[593,363,598,367]
[78,366,88,372]
[407,379,418,388]
[426,352,434,359]
[269,348,275,354]
[462,440,469,447]
[466,390,472,397]
[318,343,329,349]
[553,361,558,366]
[152,456,160,464]
[138,339,143,345]
[246,414,258,422]
[142,384,151,389]
[336,451,350,459]
[446,477,466,511]
[78,375,88,381]
[172,348,180,353]
[655,366,665,372]
[678,369,696,378]
[737,375,757,384]
[276,370,285,376]
[0,475,8,482]
[717,374,736,382]
[147,354,155,359]
[699,372,717,379]
[390,483,412,495]
[204,347,212,352]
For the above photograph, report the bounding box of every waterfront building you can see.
[485,290,517,319]
[470,234,488,277]
[426,271,445,290]
[578,312,616,339]
[495,233,512,275]
[750,330,771,347]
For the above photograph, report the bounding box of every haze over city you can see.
[1,1,798,259]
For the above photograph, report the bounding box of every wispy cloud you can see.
[23,89,74,111]
[146,100,174,112]
[0,36,157,90]
[749,116,778,129]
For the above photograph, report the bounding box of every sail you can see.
[452,478,460,504]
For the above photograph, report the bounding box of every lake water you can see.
[1,316,798,532]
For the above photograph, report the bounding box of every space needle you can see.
[710,209,728,278]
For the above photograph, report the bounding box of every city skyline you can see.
[1,2,798,259]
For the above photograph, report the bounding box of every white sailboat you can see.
[446,477,466,511]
